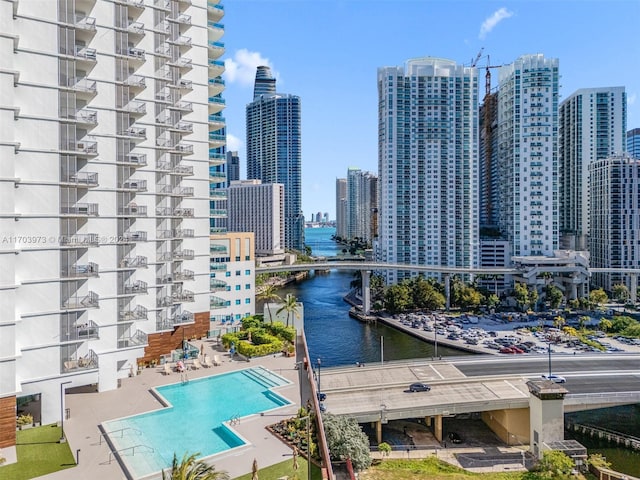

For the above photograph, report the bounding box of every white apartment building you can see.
[559,87,627,250]
[497,54,559,258]
[346,167,377,244]
[210,232,255,324]
[589,154,640,291]
[377,57,479,283]
[227,179,284,257]
[0,0,221,448]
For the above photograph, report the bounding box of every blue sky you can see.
[220,0,640,220]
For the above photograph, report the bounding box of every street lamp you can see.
[261,413,312,480]
[60,380,72,443]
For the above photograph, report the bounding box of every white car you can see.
[542,374,566,384]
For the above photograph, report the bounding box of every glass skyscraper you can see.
[246,66,304,251]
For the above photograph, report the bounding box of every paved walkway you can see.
[40,338,303,480]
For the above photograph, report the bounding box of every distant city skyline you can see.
[221,1,640,218]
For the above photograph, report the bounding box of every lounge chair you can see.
[212,355,222,366]
[191,359,203,370]
[163,363,173,375]
[202,355,213,368]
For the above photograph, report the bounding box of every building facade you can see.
[589,154,640,291]
[226,150,239,185]
[335,177,347,239]
[496,54,560,258]
[227,180,285,256]
[209,232,255,324]
[376,57,479,283]
[559,87,626,250]
[0,0,222,448]
[628,128,640,159]
[246,66,304,252]
[346,168,378,243]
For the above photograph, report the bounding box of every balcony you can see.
[209,189,227,200]
[207,40,224,56]
[171,100,193,112]
[62,349,98,373]
[61,320,99,342]
[119,126,146,140]
[74,45,97,62]
[173,121,193,133]
[118,152,147,167]
[158,251,173,262]
[121,231,147,242]
[172,290,194,302]
[118,329,148,349]
[73,108,98,125]
[207,21,224,43]
[209,208,226,218]
[173,186,194,197]
[154,0,170,11]
[168,35,192,47]
[207,58,225,77]
[124,74,146,91]
[116,0,145,9]
[210,244,227,253]
[209,172,226,183]
[155,43,171,58]
[171,310,194,325]
[157,274,173,285]
[174,269,194,281]
[66,77,97,97]
[172,165,194,176]
[208,77,225,95]
[74,15,97,32]
[210,263,226,271]
[157,296,173,307]
[119,255,147,269]
[63,291,99,309]
[210,296,228,309]
[62,171,99,187]
[119,179,147,191]
[60,233,99,248]
[173,249,195,261]
[127,47,145,60]
[210,279,226,292]
[174,228,194,238]
[123,280,148,295]
[169,13,191,26]
[127,21,145,36]
[173,208,194,218]
[208,113,225,128]
[173,143,193,155]
[167,57,193,70]
[63,262,99,278]
[72,138,98,156]
[156,206,173,217]
[61,203,99,216]
[176,79,193,91]
[208,132,225,144]
[209,151,225,165]
[118,204,147,216]
[121,100,146,116]
[119,305,148,321]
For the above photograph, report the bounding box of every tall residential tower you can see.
[246,66,304,251]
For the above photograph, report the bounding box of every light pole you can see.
[547,341,552,377]
[60,380,72,443]
[261,413,311,480]
[434,318,438,358]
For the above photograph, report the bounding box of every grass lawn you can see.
[359,457,528,480]
[233,457,323,480]
[0,424,75,480]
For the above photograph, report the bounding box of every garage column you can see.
[376,420,382,444]
[433,414,443,442]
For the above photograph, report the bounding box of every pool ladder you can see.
[229,413,240,425]
[99,427,141,445]
[108,444,154,464]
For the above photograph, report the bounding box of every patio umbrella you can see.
[252,458,259,480]
[200,343,204,358]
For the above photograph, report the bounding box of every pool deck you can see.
[40,338,304,480]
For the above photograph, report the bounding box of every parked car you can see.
[408,382,431,392]
[541,374,566,383]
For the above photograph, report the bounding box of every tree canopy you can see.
[322,413,371,471]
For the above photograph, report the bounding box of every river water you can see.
[264,227,640,475]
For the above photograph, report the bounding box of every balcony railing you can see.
[62,171,98,186]
[61,203,99,216]
[118,329,148,349]
[158,251,173,261]
[156,229,173,239]
[119,305,148,321]
[173,249,194,260]
[60,233,99,247]
[119,255,147,269]
[173,143,193,154]
[121,100,146,115]
[61,320,99,342]
[62,349,98,373]
[174,269,194,281]
[67,77,97,94]
[173,101,193,112]
[119,152,147,166]
[172,290,194,302]
[157,296,173,307]
[174,121,193,132]
[74,45,97,60]
[177,79,193,90]
[156,317,174,332]
[118,204,147,216]
[169,13,191,25]
[74,108,98,124]
[127,47,145,59]
[124,74,146,89]
[171,311,194,325]
[120,126,146,138]
[122,231,147,242]
[210,296,228,309]
[210,279,227,291]
[63,291,99,309]
[123,280,148,294]
[156,207,173,217]
[210,244,227,253]
[174,228,194,238]
[75,15,96,31]
[120,179,147,191]
[157,274,173,284]
[168,57,192,69]
[210,263,226,271]
[170,35,192,46]
[173,207,194,217]
[172,165,194,176]
[73,138,98,155]
[173,186,194,197]
[127,21,145,35]
[63,262,99,278]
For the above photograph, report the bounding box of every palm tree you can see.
[277,294,301,327]
[257,284,281,323]
[162,452,229,480]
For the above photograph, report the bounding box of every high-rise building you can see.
[628,128,640,158]
[377,57,479,283]
[346,168,378,243]
[335,178,347,239]
[496,54,559,257]
[246,66,304,251]
[559,87,626,249]
[0,0,221,448]
[589,154,640,291]
[226,150,240,185]
[209,232,255,324]
[227,180,285,256]
[479,92,499,228]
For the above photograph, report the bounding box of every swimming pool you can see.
[102,366,292,479]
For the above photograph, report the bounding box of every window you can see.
[245,298,251,304]
[245,269,251,275]
[245,284,250,289]
[235,300,241,305]
[235,285,241,291]
[235,270,241,276]
[225,272,231,277]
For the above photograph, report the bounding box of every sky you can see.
[220,0,640,221]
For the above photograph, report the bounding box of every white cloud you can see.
[479,8,514,40]
[629,93,637,105]
[224,49,279,87]
[226,133,242,152]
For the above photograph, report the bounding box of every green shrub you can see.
[17,414,33,426]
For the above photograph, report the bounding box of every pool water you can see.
[102,366,292,479]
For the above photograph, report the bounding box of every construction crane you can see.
[484,55,504,97]
[471,47,484,67]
